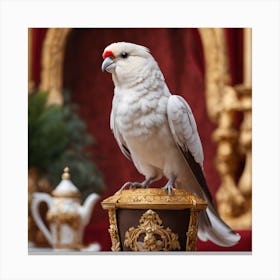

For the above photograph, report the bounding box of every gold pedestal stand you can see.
[101,188,207,252]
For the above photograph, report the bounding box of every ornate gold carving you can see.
[40,28,72,105]
[236,85,252,197]
[213,86,246,219]
[186,210,199,251]
[124,210,180,251]
[199,28,252,229]
[107,209,121,251]
[214,84,252,229]
[199,30,243,219]
[198,28,231,123]
[234,85,252,229]
[102,188,207,211]
[102,188,207,251]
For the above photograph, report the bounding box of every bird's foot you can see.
[162,176,176,196]
[129,181,150,189]
[115,178,153,194]
[162,184,175,196]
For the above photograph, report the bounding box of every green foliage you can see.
[28,91,106,197]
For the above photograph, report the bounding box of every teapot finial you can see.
[62,166,71,180]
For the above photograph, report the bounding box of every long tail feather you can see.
[176,150,241,247]
[197,201,240,247]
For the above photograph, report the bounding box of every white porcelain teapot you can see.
[31,167,99,249]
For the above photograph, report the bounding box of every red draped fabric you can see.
[30,28,47,87]
[31,28,251,251]
[63,29,217,193]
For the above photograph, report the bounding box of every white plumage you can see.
[102,42,240,247]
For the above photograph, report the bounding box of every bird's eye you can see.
[120,52,128,58]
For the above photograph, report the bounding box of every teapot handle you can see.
[31,192,53,245]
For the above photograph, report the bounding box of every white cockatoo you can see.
[101,42,240,247]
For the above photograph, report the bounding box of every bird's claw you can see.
[162,184,175,196]
[130,182,149,189]
[115,181,149,194]
[161,176,176,196]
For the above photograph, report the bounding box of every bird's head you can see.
[101,42,155,86]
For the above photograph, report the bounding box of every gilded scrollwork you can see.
[199,28,252,229]
[115,188,207,209]
[186,210,199,251]
[107,209,121,251]
[213,86,246,218]
[234,85,252,228]
[124,210,180,251]
[236,85,252,198]
[101,188,207,251]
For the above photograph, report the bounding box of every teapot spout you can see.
[80,193,100,226]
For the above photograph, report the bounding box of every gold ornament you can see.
[186,210,199,251]
[199,28,252,229]
[108,209,121,252]
[102,188,207,210]
[102,188,207,251]
[124,209,180,251]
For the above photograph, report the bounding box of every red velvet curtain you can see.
[31,28,250,251]
[63,28,218,195]
[30,28,47,87]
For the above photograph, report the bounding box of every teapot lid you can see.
[52,167,80,198]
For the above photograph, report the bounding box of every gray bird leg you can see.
[115,177,154,194]
[162,176,176,195]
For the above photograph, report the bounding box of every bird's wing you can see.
[167,95,213,202]
[110,98,132,161]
